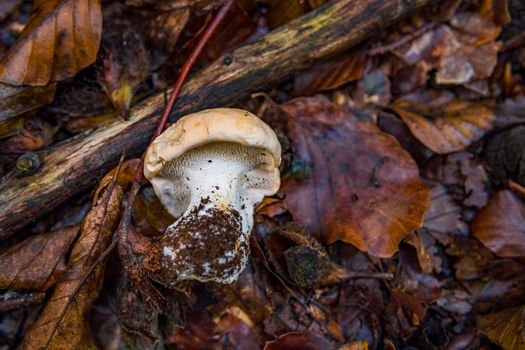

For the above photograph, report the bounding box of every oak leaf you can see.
[280,96,430,258]
[0,0,102,86]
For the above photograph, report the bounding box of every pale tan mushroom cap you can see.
[144,108,281,179]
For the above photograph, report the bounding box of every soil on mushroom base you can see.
[161,197,247,283]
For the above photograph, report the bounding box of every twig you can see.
[509,179,525,196]
[367,20,437,56]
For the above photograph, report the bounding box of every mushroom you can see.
[144,108,281,284]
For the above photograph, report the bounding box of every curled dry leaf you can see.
[0,226,79,290]
[471,190,525,258]
[264,331,332,350]
[20,174,123,349]
[0,0,102,86]
[392,92,495,154]
[477,306,525,350]
[280,96,430,258]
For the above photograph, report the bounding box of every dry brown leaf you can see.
[20,175,123,349]
[264,331,332,350]
[477,306,525,350]
[293,48,369,96]
[392,92,495,154]
[0,0,102,86]
[338,340,368,350]
[0,226,79,290]
[280,96,430,258]
[471,190,525,258]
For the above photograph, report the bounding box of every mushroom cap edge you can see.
[144,108,282,180]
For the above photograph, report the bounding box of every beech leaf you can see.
[0,226,78,291]
[471,190,525,258]
[477,306,525,350]
[392,92,495,154]
[0,0,102,86]
[280,96,430,258]
[20,174,123,349]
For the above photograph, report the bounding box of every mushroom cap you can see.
[144,108,281,180]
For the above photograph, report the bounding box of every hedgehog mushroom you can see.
[144,108,281,284]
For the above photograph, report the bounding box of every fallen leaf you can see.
[483,125,525,187]
[0,226,78,290]
[0,0,102,86]
[477,306,525,350]
[140,7,190,69]
[422,184,469,241]
[264,331,331,350]
[0,0,23,21]
[280,96,430,258]
[293,48,369,96]
[20,172,123,349]
[471,190,525,258]
[338,340,368,350]
[0,83,56,128]
[265,0,307,29]
[392,91,495,154]
[213,307,260,349]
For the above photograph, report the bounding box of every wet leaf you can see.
[0,83,56,127]
[20,173,123,349]
[0,226,79,290]
[280,96,430,258]
[0,0,102,86]
[213,307,260,349]
[472,190,525,258]
[293,48,369,96]
[141,7,190,69]
[264,331,331,350]
[477,306,525,350]
[483,125,525,187]
[392,92,495,154]
[0,0,24,21]
[422,184,468,241]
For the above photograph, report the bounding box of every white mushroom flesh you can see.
[156,141,278,284]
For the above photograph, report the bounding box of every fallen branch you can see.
[0,0,433,237]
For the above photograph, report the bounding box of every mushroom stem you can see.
[157,142,278,283]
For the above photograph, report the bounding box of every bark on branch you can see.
[0,0,433,237]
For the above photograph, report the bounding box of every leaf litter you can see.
[1,0,525,349]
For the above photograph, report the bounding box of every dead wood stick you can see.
[0,0,433,237]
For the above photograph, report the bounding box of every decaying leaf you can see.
[394,0,508,87]
[472,190,525,258]
[264,331,332,350]
[392,91,495,154]
[477,306,525,350]
[0,226,79,290]
[0,83,57,131]
[483,125,525,187]
[0,0,102,86]
[0,0,24,21]
[280,96,430,258]
[20,172,123,349]
[293,48,369,96]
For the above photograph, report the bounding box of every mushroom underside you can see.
[153,141,280,283]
